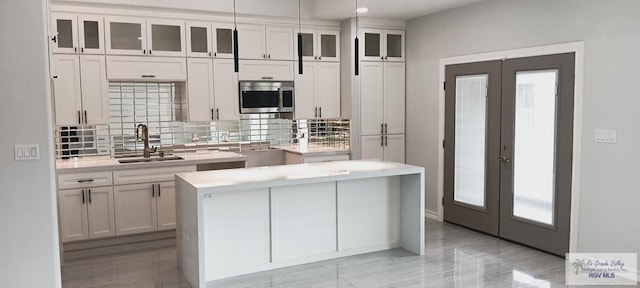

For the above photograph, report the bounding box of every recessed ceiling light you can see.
[356,7,368,14]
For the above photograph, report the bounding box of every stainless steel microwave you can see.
[239,81,294,114]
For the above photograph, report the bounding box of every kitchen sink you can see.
[117,155,184,164]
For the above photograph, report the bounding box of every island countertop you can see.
[176,160,424,191]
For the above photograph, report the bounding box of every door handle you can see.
[81,189,85,204]
[319,107,322,118]
[381,136,384,147]
[157,184,161,197]
[216,108,220,120]
[314,107,318,118]
[380,123,384,134]
[152,184,155,198]
[78,111,81,125]
[261,76,274,80]
[498,156,510,163]
[84,110,88,124]
[211,108,214,120]
[384,123,388,134]
[88,189,92,204]
[384,135,388,147]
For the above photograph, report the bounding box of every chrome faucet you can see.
[136,124,156,158]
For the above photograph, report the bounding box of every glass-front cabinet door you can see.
[186,22,211,58]
[294,28,316,61]
[106,16,147,55]
[78,15,104,54]
[360,29,382,62]
[147,19,186,57]
[212,23,235,59]
[317,29,340,62]
[51,13,78,54]
[385,30,405,62]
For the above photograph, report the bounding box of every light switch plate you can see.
[15,145,40,160]
[594,129,617,144]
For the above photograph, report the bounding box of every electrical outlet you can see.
[15,145,40,160]
[594,129,617,144]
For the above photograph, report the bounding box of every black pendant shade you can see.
[233,28,239,73]
[297,33,303,74]
[354,37,359,76]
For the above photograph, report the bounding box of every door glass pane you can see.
[454,74,488,207]
[57,19,74,48]
[320,34,336,58]
[190,26,208,53]
[151,24,182,52]
[216,28,233,54]
[83,21,100,49]
[513,70,558,225]
[110,22,142,50]
[364,33,380,57]
[301,33,314,57]
[386,34,402,58]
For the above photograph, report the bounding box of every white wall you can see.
[0,0,61,287]
[406,0,640,253]
[54,0,313,18]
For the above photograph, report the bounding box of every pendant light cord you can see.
[233,0,237,28]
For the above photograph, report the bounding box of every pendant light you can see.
[297,0,303,74]
[233,0,239,73]
[354,0,359,76]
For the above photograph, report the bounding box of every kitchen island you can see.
[175,160,425,288]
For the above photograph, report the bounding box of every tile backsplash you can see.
[54,82,349,160]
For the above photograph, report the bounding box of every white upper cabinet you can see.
[51,13,105,54]
[294,61,340,119]
[213,59,240,120]
[105,16,185,56]
[79,55,109,125]
[238,24,293,60]
[187,58,239,121]
[187,22,235,59]
[360,28,405,62]
[295,28,340,62]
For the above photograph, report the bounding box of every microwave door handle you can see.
[278,88,284,111]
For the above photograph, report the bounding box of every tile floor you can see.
[62,219,571,288]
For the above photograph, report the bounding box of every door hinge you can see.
[442,139,445,149]
[443,81,446,91]
[442,196,444,206]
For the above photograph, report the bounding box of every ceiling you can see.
[308,0,484,20]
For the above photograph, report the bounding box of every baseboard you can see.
[63,230,176,262]
[425,209,440,221]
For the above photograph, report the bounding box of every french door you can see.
[444,53,575,256]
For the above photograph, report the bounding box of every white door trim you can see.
[436,41,584,253]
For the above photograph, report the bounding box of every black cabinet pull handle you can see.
[380,123,384,134]
[81,47,84,53]
[152,184,155,198]
[141,75,156,78]
[385,135,388,147]
[381,136,384,147]
[149,50,152,55]
[77,179,94,183]
[52,35,57,43]
[157,184,161,197]
[216,108,220,120]
[214,52,217,57]
[211,108,214,120]
[88,189,92,203]
[209,52,212,57]
[81,190,85,204]
[78,111,81,125]
[143,49,146,54]
[84,110,88,124]
[384,123,388,134]
[74,47,77,52]
[314,107,318,118]
[319,107,322,118]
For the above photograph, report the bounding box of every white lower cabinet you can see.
[58,186,115,242]
[361,134,405,163]
[113,183,157,236]
[113,166,195,236]
[271,182,337,261]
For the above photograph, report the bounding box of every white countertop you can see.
[56,151,247,173]
[177,160,424,191]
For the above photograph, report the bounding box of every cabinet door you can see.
[294,28,316,61]
[80,55,109,125]
[271,182,337,262]
[294,62,316,119]
[147,19,186,57]
[105,16,146,55]
[213,59,240,120]
[384,134,405,163]
[78,15,104,54]
[316,62,341,118]
[86,186,115,239]
[187,58,215,122]
[52,54,82,126]
[361,135,384,160]
[106,56,187,81]
[156,182,176,231]
[237,25,266,60]
[238,60,294,81]
[187,22,211,58]
[360,61,384,135]
[266,26,294,60]
[360,29,383,62]
[212,23,235,59]
[51,13,78,54]
[317,29,340,62]
[384,30,405,62]
[58,189,89,242]
[114,183,157,236]
[384,62,405,134]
